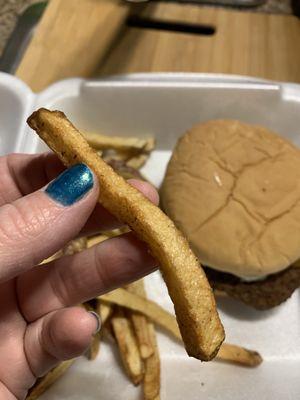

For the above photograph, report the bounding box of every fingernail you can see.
[45,164,94,206]
[88,311,102,333]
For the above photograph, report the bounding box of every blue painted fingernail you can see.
[46,164,94,206]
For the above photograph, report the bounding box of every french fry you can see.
[126,280,154,359]
[100,288,262,367]
[87,234,110,248]
[143,322,160,400]
[126,153,150,169]
[26,360,75,400]
[106,156,149,180]
[126,280,161,397]
[87,332,101,361]
[101,288,180,339]
[84,300,113,361]
[129,307,153,359]
[41,237,87,264]
[82,302,101,361]
[83,131,155,154]
[28,108,224,361]
[39,251,62,265]
[217,343,262,367]
[96,299,113,325]
[87,227,130,249]
[111,307,144,385]
[62,237,87,255]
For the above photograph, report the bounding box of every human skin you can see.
[0,152,158,400]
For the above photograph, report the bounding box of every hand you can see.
[0,153,158,400]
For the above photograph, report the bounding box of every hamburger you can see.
[161,120,300,310]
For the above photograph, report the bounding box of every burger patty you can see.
[109,158,300,310]
[205,266,300,310]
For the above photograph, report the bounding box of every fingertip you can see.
[128,179,159,205]
[24,306,101,378]
[48,307,96,359]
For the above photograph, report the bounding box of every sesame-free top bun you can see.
[161,120,300,278]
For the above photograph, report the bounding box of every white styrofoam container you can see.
[0,72,300,400]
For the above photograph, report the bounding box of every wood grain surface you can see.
[16,0,300,91]
[16,0,130,91]
[98,2,300,83]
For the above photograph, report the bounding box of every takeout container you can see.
[1,72,300,399]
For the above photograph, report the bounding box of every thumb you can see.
[0,164,98,282]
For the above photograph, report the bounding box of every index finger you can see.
[17,232,157,322]
[82,179,159,234]
[0,153,158,233]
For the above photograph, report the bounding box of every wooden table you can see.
[16,0,300,91]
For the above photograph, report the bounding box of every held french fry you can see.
[100,288,262,367]
[27,108,224,361]
[111,307,144,385]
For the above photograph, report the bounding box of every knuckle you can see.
[94,238,136,288]
[39,317,59,361]
[48,246,113,308]
[47,236,139,309]
[94,244,113,290]
[49,264,71,307]
[0,199,59,271]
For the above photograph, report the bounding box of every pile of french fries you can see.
[83,131,155,170]
[27,132,262,400]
